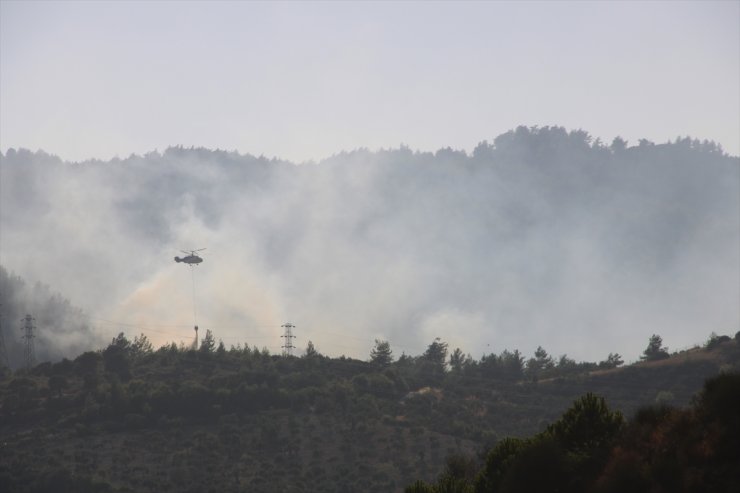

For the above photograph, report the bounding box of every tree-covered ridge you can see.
[2,126,738,363]
[0,331,738,492]
[406,371,740,493]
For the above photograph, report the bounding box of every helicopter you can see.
[174,248,206,265]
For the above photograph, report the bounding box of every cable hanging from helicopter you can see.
[175,248,205,338]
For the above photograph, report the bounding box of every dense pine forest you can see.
[1,331,738,492]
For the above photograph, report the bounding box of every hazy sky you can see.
[1,1,738,161]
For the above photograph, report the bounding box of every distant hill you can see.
[0,334,738,492]
[1,127,738,363]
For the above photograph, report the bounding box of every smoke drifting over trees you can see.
[0,266,99,368]
[0,126,737,363]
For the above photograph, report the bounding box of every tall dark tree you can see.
[423,338,448,371]
[547,393,624,454]
[216,340,226,355]
[370,339,393,367]
[526,346,554,379]
[199,329,216,353]
[599,353,624,369]
[610,136,627,153]
[498,349,525,380]
[449,348,470,373]
[641,334,669,361]
[102,332,132,381]
[304,340,318,358]
[131,333,153,360]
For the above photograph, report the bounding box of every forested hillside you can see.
[1,126,738,491]
[2,0,738,490]
[1,127,738,363]
[1,332,738,492]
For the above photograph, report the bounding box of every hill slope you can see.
[1,336,738,492]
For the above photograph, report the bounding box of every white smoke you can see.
[0,129,737,364]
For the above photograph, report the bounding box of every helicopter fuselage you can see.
[175,255,203,264]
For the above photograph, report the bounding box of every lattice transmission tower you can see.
[281,323,296,357]
[21,314,36,369]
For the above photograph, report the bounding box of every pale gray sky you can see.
[1,0,738,161]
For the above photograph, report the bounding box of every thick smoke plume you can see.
[0,127,737,365]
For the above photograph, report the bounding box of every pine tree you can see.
[641,334,669,361]
[199,329,216,353]
[370,339,393,367]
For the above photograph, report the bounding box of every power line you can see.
[90,316,281,331]
[90,317,280,342]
